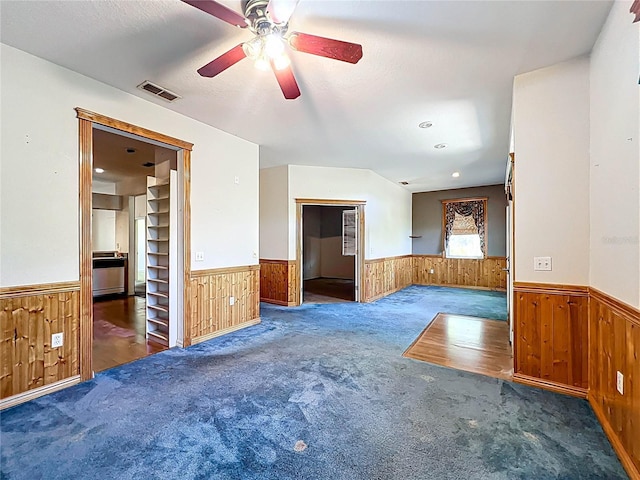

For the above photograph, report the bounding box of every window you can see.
[442,198,487,259]
[342,209,357,256]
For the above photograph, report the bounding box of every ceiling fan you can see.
[183,0,363,99]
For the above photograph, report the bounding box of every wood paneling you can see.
[189,265,260,343]
[413,255,507,290]
[404,313,513,381]
[0,287,80,400]
[589,288,640,480]
[363,256,413,302]
[513,282,589,397]
[260,260,299,306]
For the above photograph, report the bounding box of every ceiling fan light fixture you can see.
[264,34,285,58]
[254,56,270,71]
[272,54,291,71]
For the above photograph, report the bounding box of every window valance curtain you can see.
[444,200,486,253]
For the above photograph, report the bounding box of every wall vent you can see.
[137,81,181,102]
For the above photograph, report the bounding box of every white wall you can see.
[0,44,259,287]
[512,57,591,285]
[259,165,289,260]
[287,166,412,260]
[320,237,355,279]
[589,2,640,308]
[91,180,117,252]
[92,210,116,251]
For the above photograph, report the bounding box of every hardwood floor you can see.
[404,313,513,381]
[303,277,354,303]
[93,295,165,372]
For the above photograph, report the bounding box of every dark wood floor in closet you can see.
[303,277,355,303]
[93,295,165,372]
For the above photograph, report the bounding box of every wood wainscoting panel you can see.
[0,285,80,400]
[589,288,640,480]
[512,282,589,396]
[260,260,298,306]
[413,255,507,290]
[189,265,260,343]
[363,256,413,302]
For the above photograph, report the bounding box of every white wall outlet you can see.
[616,371,624,395]
[195,252,204,261]
[234,176,240,184]
[229,296,235,306]
[429,268,435,274]
[253,251,258,258]
[51,333,64,348]
[533,256,552,271]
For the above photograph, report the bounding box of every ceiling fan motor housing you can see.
[244,0,288,35]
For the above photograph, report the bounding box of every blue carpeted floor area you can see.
[0,286,626,479]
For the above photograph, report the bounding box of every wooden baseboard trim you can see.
[0,281,81,298]
[589,394,640,480]
[191,318,261,345]
[261,298,290,306]
[414,283,506,292]
[0,375,82,410]
[365,285,409,303]
[513,373,587,398]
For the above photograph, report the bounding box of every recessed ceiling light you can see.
[452,171,460,178]
[434,143,448,149]
[94,168,104,173]
[126,148,136,154]
[418,121,433,129]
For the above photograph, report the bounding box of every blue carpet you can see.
[0,286,626,479]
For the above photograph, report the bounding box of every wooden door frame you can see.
[76,108,193,380]
[295,199,366,306]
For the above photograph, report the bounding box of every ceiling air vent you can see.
[137,81,181,102]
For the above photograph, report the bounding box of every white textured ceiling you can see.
[1,0,612,192]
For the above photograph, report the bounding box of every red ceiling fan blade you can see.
[270,60,301,99]
[631,0,640,22]
[266,0,299,24]
[289,32,363,64]
[197,44,247,77]
[182,0,248,28]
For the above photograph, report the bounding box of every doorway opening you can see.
[91,128,180,372]
[296,200,365,305]
[78,108,193,381]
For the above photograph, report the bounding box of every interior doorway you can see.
[78,108,193,380]
[296,200,365,305]
[91,128,178,372]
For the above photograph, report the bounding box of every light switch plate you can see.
[195,252,204,261]
[616,371,624,395]
[229,296,235,306]
[52,333,64,348]
[534,256,552,271]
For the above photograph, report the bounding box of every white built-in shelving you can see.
[145,172,177,347]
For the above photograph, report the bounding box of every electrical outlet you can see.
[234,176,240,184]
[534,256,552,271]
[229,296,235,306]
[429,268,435,274]
[195,252,204,262]
[51,333,64,348]
[616,371,624,395]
